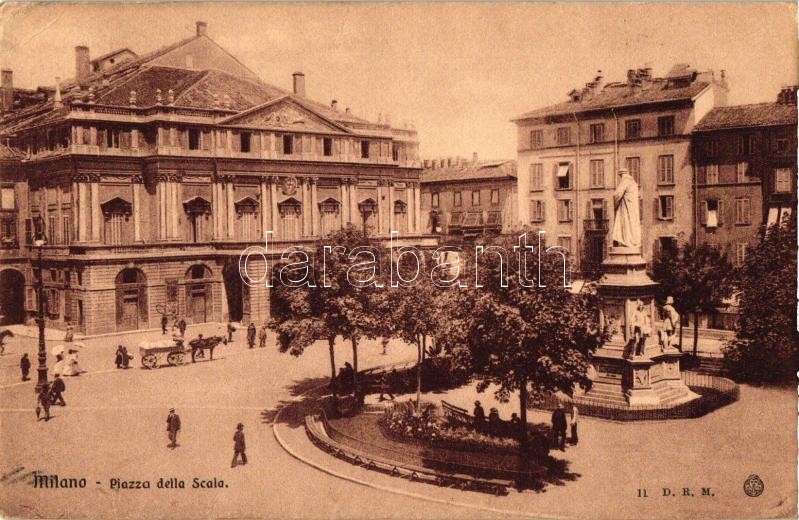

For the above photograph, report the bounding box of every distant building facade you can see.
[513,65,729,274]
[420,155,517,239]
[0,22,425,334]
[692,86,797,268]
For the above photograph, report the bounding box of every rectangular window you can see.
[62,215,70,244]
[736,135,745,156]
[557,199,573,222]
[774,168,792,193]
[657,155,674,184]
[529,163,543,191]
[108,128,121,148]
[24,219,31,245]
[590,159,605,188]
[657,116,675,137]
[704,199,721,228]
[658,195,674,220]
[530,200,545,222]
[323,137,333,157]
[705,164,719,185]
[240,132,251,153]
[736,162,748,183]
[735,243,748,267]
[625,157,641,185]
[166,279,178,305]
[748,135,758,155]
[625,119,641,140]
[391,143,399,161]
[431,193,439,208]
[705,140,719,157]
[283,134,293,155]
[530,130,543,149]
[556,163,572,190]
[557,236,572,254]
[361,141,370,159]
[589,123,605,144]
[454,191,462,207]
[490,189,500,205]
[0,187,14,210]
[556,127,571,146]
[735,198,751,225]
[471,190,480,206]
[188,128,201,150]
[775,133,790,154]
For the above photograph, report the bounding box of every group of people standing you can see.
[245,322,269,349]
[550,403,579,451]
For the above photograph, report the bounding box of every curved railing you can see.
[528,371,740,421]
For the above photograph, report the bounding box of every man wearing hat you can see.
[166,408,181,448]
[551,403,568,451]
[50,374,66,406]
[232,423,247,467]
[472,400,486,433]
[662,296,680,351]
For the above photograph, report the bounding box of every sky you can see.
[1,2,797,159]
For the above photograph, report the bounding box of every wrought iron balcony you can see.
[583,218,609,232]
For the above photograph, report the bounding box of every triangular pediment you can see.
[219,97,351,133]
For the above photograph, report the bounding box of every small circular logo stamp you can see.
[743,474,764,497]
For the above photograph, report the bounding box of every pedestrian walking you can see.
[166,408,181,448]
[231,423,247,467]
[36,383,51,421]
[570,403,579,445]
[121,346,131,369]
[258,324,268,348]
[226,322,235,343]
[246,323,256,349]
[377,370,395,401]
[64,322,74,343]
[178,318,187,337]
[161,315,169,335]
[381,337,389,355]
[50,374,66,406]
[115,345,125,369]
[488,407,501,437]
[472,400,486,433]
[20,353,30,381]
[551,403,567,450]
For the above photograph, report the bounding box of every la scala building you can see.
[0,21,428,335]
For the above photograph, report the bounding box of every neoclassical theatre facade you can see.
[0,22,428,335]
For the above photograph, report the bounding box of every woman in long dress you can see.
[62,349,82,376]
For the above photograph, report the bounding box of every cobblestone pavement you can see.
[0,325,795,519]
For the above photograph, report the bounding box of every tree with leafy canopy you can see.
[269,226,382,403]
[439,232,606,450]
[651,242,734,356]
[723,217,798,382]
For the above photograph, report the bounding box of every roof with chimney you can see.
[694,102,798,132]
[421,159,517,184]
[513,66,718,122]
[0,22,388,136]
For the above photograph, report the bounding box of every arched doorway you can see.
[223,262,249,323]
[185,264,213,324]
[0,269,25,324]
[115,268,147,331]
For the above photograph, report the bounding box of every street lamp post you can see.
[33,216,48,396]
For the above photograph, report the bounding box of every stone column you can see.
[376,181,384,235]
[310,178,319,237]
[170,180,179,239]
[414,182,422,233]
[270,177,279,239]
[226,179,235,238]
[299,178,307,236]
[388,181,395,232]
[71,181,79,242]
[78,182,87,242]
[211,180,219,239]
[349,181,358,228]
[132,176,141,241]
[260,179,269,238]
[340,181,348,228]
[406,187,413,233]
[90,177,101,241]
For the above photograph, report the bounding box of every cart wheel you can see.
[141,354,159,369]
[167,352,185,366]
[194,349,205,360]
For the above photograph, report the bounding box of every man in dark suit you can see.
[472,400,486,433]
[50,374,66,406]
[551,403,568,450]
[246,323,256,349]
[231,423,247,467]
[166,408,181,448]
[20,353,30,381]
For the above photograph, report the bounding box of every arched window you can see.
[278,197,302,240]
[183,196,212,243]
[101,197,132,245]
[318,197,341,236]
[115,268,147,331]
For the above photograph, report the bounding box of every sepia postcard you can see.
[0,2,797,519]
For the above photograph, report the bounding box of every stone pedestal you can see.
[579,246,698,408]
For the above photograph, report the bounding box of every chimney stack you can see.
[75,46,90,85]
[1,69,13,113]
[54,77,63,109]
[472,152,478,163]
[331,99,338,111]
[292,72,305,97]
[778,85,798,105]
[196,21,208,37]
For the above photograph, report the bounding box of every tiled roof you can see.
[99,67,207,106]
[694,103,798,131]
[421,160,517,184]
[514,79,710,121]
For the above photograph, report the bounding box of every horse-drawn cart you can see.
[138,335,226,369]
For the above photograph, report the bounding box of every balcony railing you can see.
[583,218,609,232]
